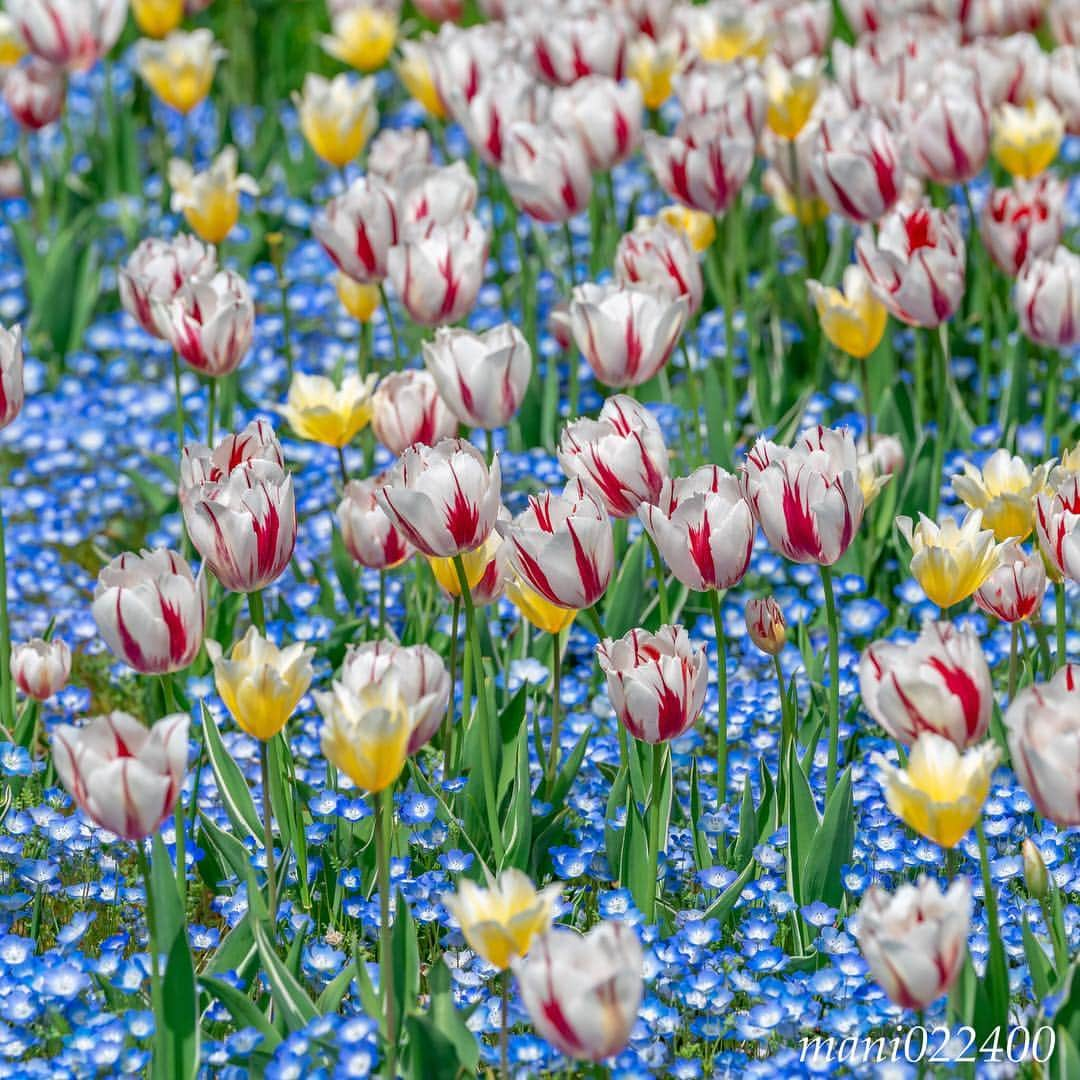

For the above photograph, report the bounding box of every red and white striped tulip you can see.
[615,223,703,315]
[904,71,991,185]
[367,127,432,182]
[370,370,458,455]
[313,175,398,283]
[1051,0,1080,46]
[8,0,126,71]
[1047,46,1080,134]
[975,541,1047,623]
[179,418,284,491]
[674,59,766,137]
[500,123,592,224]
[771,0,833,66]
[119,235,217,338]
[396,161,477,234]
[980,177,1066,276]
[449,59,548,166]
[0,324,25,432]
[11,638,71,701]
[550,75,642,171]
[3,57,65,129]
[1036,475,1080,582]
[527,7,628,85]
[1016,246,1080,349]
[745,596,786,656]
[338,477,414,570]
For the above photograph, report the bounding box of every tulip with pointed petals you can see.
[500,122,592,225]
[132,0,183,38]
[370,370,458,456]
[314,175,398,284]
[294,73,377,168]
[808,265,888,360]
[338,478,414,571]
[550,75,642,171]
[905,72,991,185]
[11,638,70,701]
[975,541,1046,623]
[8,0,126,71]
[0,325,25,432]
[278,372,377,449]
[764,55,821,140]
[119,235,217,338]
[1015,247,1080,349]
[321,1,397,73]
[993,100,1064,180]
[810,108,901,225]
[897,510,1002,610]
[952,449,1050,543]
[980,178,1066,277]
[615,223,703,315]
[136,29,224,114]
[367,127,431,182]
[396,161,477,234]
[3,57,64,129]
[1035,476,1080,582]
[527,8,628,86]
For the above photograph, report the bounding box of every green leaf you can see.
[391,889,420,1030]
[500,734,533,871]
[785,744,820,905]
[802,766,854,909]
[251,920,318,1032]
[618,791,655,915]
[404,1014,465,1080]
[602,537,647,638]
[150,833,183,957]
[199,813,254,885]
[331,526,359,609]
[315,966,356,1015]
[604,763,629,878]
[702,857,756,925]
[731,775,757,870]
[201,703,262,842]
[200,974,280,1050]
[158,926,199,1080]
[206,914,258,979]
[427,958,479,1071]
[1022,915,1054,1002]
[546,725,592,813]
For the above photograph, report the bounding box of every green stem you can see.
[929,325,950,521]
[1040,893,1069,974]
[379,283,404,370]
[859,358,874,446]
[259,738,277,926]
[206,377,217,447]
[1008,623,1019,703]
[648,741,667,923]
[375,786,396,1077]
[1046,348,1059,453]
[774,653,791,764]
[159,676,186,908]
[378,570,387,635]
[645,533,670,625]
[443,595,460,780]
[546,630,562,795]
[248,589,266,635]
[720,215,739,459]
[820,562,841,795]
[708,589,729,796]
[0,491,12,733]
[171,353,187,450]
[1056,581,1067,665]
[135,843,163,1063]
[499,971,510,1080]
[975,819,1009,1027]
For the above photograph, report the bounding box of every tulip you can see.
[968,34,1047,109]
[859,621,992,749]
[179,418,284,490]
[0,324,25,431]
[597,625,708,744]
[338,478,414,571]
[807,265,888,360]
[953,449,1050,543]
[370,370,458,455]
[1015,247,1080,349]
[428,23,509,117]
[992,100,1065,181]
[905,73,991,185]
[11,638,71,701]
[321,1,397,72]
[615,223,703,315]
[1005,665,1080,825]
[626,33,679,110]
[857,434,904,507]
[92,549,207,676]
[168,147,258,244]
[855,877,970,1009]
[772,0,832,66]
[528,8,628,85]
[679,3,769,63]
[0,13,27,66]
[874,732,1000,848]
[975,541,1047,624]
[428,525,508,606]
[367,126,431,182]
[745,596,786,656]
[1051,0,1080,45]
[449,59,548,167]
[550,75,643,171]
[980,177,1066,277]
[119,235,217,338]
[513,922,643,1063]
[386,215,488,327]
[278,372,377,449]
[962,0,1043,37]
[396,161,478,234]
[414,0,460,21]
[3,57,64,129]
[500,123,592,225]
[206,625,314,750]
[568,282,687,389]
[1023,837,1050,898]
[155,269,254,378]
[558,394,669,518]
[7,0,126,71]
[132,0,182,38]
[764,55,821,140]
[336,275,380,323]
[1047,46,1080,135]
[897,510,1002,610]
[294,73,377,168]
[443,869,561,970]
[135,29,224,115]
[1035,475,1080,582]
[423,324,531,431]
[313,175,398,284]
[505,575,577,635]
[856,204,966,328]
[657,205,715,253]
[674,59,766,137]
[376,438,501,559]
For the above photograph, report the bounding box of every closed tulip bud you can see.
[136,29,225,115]
[874,732,999,848]
[336,275,380,322]
[856,204,966,328]
[338,478,413,571]
[428,516,508,605]
[514,922,643,1063]
[376,438,501,559]
[975,542,1047,623]
[155,269,254,378]
[764,55,822,140]
[443,868,561,970]
[367,126,431,183]
[1016,247,1080,349]
[294,73,377,168]
[741,426,865,566]
[675,59,766,137]
[396,161,477,234]
[550,75,642,171]
[993,100,1064,181]
[626,33,680,111]
[0,324,25,432]
[3,57,64,129]
[548,300,573,350]
[808,265,888,360]
[321,1,398,72]
[1005,665,1080,825]
[859,621,992,749]
[386,215,488,327]
[811,108,902,225]
[1023,838,1050,899]
[11,638,71,701]
[903,70,990,185]
[1047,46,1080,134]
[968,34,1047,110]
[639,466,754,592]
[314,175,398,284]
[450,60,548,167]
[559,394,669,518]
[598,625,708,744]
[1036,477,1080,582]
[897,510,1002,610]
[207,627,314,742]
[93,549,207,675]
[528,8,628,86]
[428,23,509,118]
[119,235,217,338]
[615,223,703,315]
[423,323,532,431]
[278,372,377,448]
[371,370,458,456]
[745,596,786,656]
[8,0,126,71]
[980,177,1066,277]
[772,0,832,66]
[500,122,592,225]
[132,0,182,38]
[168,147,257,244]
[568,282,687,389]
[657,204,715,253]
[855,877,970,1008]
[953,449,1050,544]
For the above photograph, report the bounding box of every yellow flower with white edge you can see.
[897,510,1002,610]
[168,147,258,244]
[132,0,184,39]
[135,29,225,114]
[765,55,821,140]
[0,15,28,68]
[396,39,445,119]
[316,678,415,794]
[278,372,378,449]
[505,575,577,635]
[206,627,315,742]
[322,2,398,73]
[992,100,1064,180]
[627,33,681,111]
[336,274,381,322]
[874,733,999,848]
[443,869,562,971]
[294,72,377,168]
[657,205,715,253]
[807,265,888,360]
[1050,443,1080,487]
[952,448,1050,543]
[689,5,769,63]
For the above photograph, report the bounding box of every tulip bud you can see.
[905,71,991,185]
[11,638,71,701]
[448,60,548,167]
[527,8,628,85]
[675,58,766,137]
[626,33,680,111]
[808,265,888,360]
[278,372,377,448]
[314,175,399,284]
[811,108,902,224]
[980,177,1066,277]
[132,0,183,39]
[764,55,822,140]
[119,235,217,338]
[294,73,377,168]
[168,147,258,244]
[745,597,786,656]
[0,324,25,432]
[338,478,414,571]
[428,521,508,606]
[897,510,1002,610]
[1023,838,1050,899]
[500,122,592,225]
[550,75,642,171]
[857,434,905,507]
[772,0,832,66]
[992,100,1065,181]
[8,0,126,71]
[1016,247,1080,349]
[367,126,432,183]
[615,223,703,315]
[321,2,398,73]
[370,370,458,456]
[137,29,225,115]
[336,275,381,322]
[396,161,477,234]
[3,57,65,130]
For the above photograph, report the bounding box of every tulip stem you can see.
[648,741,668,923]
[546,629,563,795]
[1046,347,1060,452]
[1042,886,1070,974]
[929,326,950,521]
[774,654,791,764]
[0,491,12,734]
[134,842,163,1060]
[645,534,670,625]
[443,595,460,780]
[859,359,874,447]
[975,819,1009,1027]
[337,446,349,488]
[499,971,510,1080]
[708,589,729,798]
[206,377,217,448]
[820,563,841,795]
[1056,582,1067,665]
[171,353,187,451]
[374,785,396,1078]
[1008,623,1020,703]
[378,283,404,371]
[248,589,266,635]
[158,676,187,909]
[378,570,387,636]
[259,738,277,927]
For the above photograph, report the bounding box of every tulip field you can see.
[3,0,1080,1076]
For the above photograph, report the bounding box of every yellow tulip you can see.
[443,869,562,971]
[505,576,577,635]
[294,72,377,168]
[135,29,224,114]
[874,733,999,849]
[428,530,502,598]
[336,274,381,322]
[132,0,184,39]
[0,15,28,67]
[690,7,769,62]
[322,4,398,73]
[657,205,716,253]
[206,627,315,742]
[807,265,888,360]
[952,448,1050,543]
[765,56,821,140]
[897,510,1002,610]
[397,40,445,119]
[279,372,378,448]
[168,147,258,244]
[992,100,1064,180]
[1052,443,1080,486]
[627,34,680,110]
